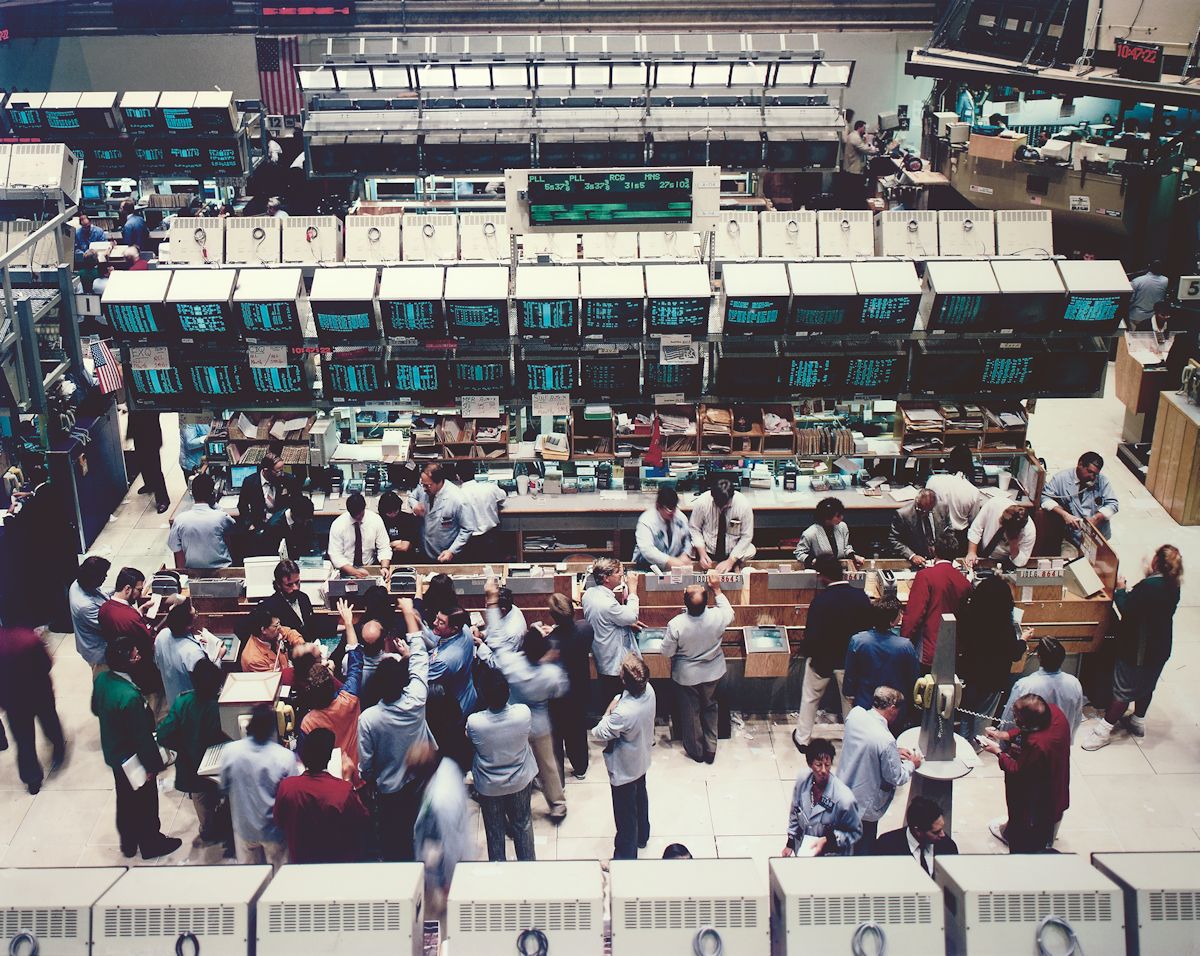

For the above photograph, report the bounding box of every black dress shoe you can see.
[140,836,183,859]
[156,501,170,514]
[121,844,137,858]
[791,729,808,755]
[137,485,153,495]
[704,752,716,764]
[26,781,41,795]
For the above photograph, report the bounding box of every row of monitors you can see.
[123,343,1107,407]
[3,91,239,138]
[72,138,244,178]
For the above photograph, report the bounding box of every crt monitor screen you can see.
[445,300,508,339]
[645,359,702,397]
[382,300,445,338]
[188,362,244,399]
[1062,293,1126,330]
[249,363,308,398]
[859,294,919,330]
[519,359,577,394]
[517,299,577,339]
[311,302,379,341]
[391,360,447,397]
[1039,349,1107,396]
[647,297,710,335]
[980,353,1036,393]
[784,354,904,396]
[325,356,385,399]
[230,464,257,490]
[714,356,782,397]
[82,183,103,201]
[103,302,167,341]
[578,357,640,398]
[129,367,186,403]
[172,301,234,339]
[997,293,1058,330]
[238,301,301,340]
[790,296,858,333]
[581,298,644,337]
[928,293,993,331]
[450,360,509,395]
[723,296,787,335]
[909,351,983,395]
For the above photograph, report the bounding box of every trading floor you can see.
[2,372,1197,868]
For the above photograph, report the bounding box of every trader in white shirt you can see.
[456,461,507,562]
[689,478,756,573]
[924,445,982,549]
[633,486,693,571]
[328,493,392,579]
[483,577,528,653]
[965,498,1036,569]
[581,557,642,701]
[659,571,734,764]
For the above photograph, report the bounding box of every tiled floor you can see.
[2,376,1199,869]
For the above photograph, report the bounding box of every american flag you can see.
[256,36,303,116]
[90,339,124,395]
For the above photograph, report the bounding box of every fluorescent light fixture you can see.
[418,65,456,88]
[731,63,768,85]
[654,63,693,85]
[298,68,337,91]
[335,67,375,89]
[491,64,529,87]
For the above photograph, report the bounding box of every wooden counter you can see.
[1147,390,1200,525]
[1115,333,1173,415]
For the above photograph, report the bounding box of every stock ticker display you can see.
[522,360,577,393]
[189,364,243,398]
[1063,294,1123,325]
[451,361,509,394]
[383,300,442,336]
[327,361,381,397]
[250,365,306,396]
[239,302,299,337]
[525,170,694,227]
[392,361,444,396]
[581,299,644,336]
[173,302,230,336]
[446,301,507,337]
[518,299,577,336]
[313,307,376,335]
[104,303,161,338]
[932,294,989,329]
[723,297,786,334]
[859,295,918,330]
[982,354,1035,389]
[647,297,709,334]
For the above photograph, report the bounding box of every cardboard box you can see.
[967,132,1028,162]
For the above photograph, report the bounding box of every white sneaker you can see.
[1081,719,1114,751]
[988,817,1009,846]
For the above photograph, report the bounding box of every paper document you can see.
[121,746,174,789]
[796,835,823,857]
[237,413,256,438]
[889,486,919,502]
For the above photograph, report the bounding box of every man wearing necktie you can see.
[887,489,949,569]
[328,494,392,580]
[874,796,959,868]
[689,479,756,574]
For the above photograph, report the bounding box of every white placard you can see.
[532,392,570,417]
[659,340,700,365]
[1178,276,1200,301]
[249,344,287,368]
[130,346,169,370]
[75,294,101,316]
[1069,194,1090,213]
[660,333,692,347]
[462,395,500,418]
[654,392,685,405]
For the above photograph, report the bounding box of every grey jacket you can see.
[887,501,951,561]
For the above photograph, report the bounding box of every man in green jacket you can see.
[156,657,231,853]
[91,637,182,859]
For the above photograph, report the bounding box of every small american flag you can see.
[256,36,303,117]
[90,339,124,395]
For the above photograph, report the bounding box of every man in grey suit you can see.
[888,489,951,568]
[659,571,734,764]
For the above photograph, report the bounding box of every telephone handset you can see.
[912,675,961,720]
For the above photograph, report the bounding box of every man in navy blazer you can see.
[874,796,959,867]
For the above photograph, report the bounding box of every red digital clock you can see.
[1114,37,1164,82]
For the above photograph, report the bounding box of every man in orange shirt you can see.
[239,605,305,673]
[298,600,363,787]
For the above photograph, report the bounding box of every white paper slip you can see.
[797,834,823,857]
[889,486,919,502]
[237,412,256,438]
[122,746,175,789]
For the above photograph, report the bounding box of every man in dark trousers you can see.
[0,627,66,794]
[875,796,959,868]
[980,693,1071,853]
[127,410,169,514]
[546,592,594,780]
[92,637,182,859]
[793,555,873,753]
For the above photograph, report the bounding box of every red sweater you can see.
[901,561,971,666]
[999,704,1071,826]
[98,599,154,653]
[274,770,370,863]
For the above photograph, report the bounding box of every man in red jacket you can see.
[0,627,66,794]
[901,532,970,668]
[980,694,1071,853]
[98,567,164,708]
[274,727,369,863]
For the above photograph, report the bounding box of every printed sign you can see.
[130,346,169,370]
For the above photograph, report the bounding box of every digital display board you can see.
[714,356,782,397]
[391,360,447,397]
[645,359,702,397]
[130,138,240,175]
[312,303,378,343]
[790,296,858,332]
[723,297,787,335]
[121,106,160,135]
[173,302,232,339]
[982,354,1035,390]
[130,367,185,401]
[784,355,904,396]
[859,295,919,330]
[204,142,242,173]
[162,107,194,131]
[382,300,445,338]
[239,301,300,340]
[1063,294,1123,328]
[325,356,384,399]
[929,294,991,330]
[133,141,169,175]
[647,297,709,335]
[909,351,982,395]
[843,355,904,392]
[519,359,576,394]
[524,170,694,227]
[517,299,577,339]
[250,364,307,397]
[581,298,643,337]
[450,360,509,395]
[43,108,81,131]
[82,141,135,177]
[104,303,164,340]
[6,107,44,133]
[445,301,507,339]
[189,362,244,399]
[579,357,640,398]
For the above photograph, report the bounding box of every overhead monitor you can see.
[232,268,305,342]
[981,352,1037,393]
[444,265,510,339]
[783,353,905,397]
[191,90,238,136]
[100,271,173,342]
[713,355,783,397]
[786,261,859,333]
[580,265,644,337]
[505,166,720,234]
[39,92,83,135]
[721,262,789,336]
[309,267,380,343]
[988,259,1065,330]
[246,351,312,401]
[378,266,446,339]
[450,359,510,396]
[390,358,448,398]
[5,93,45,133]
[83,140,135,177]
[1038,344,1108,396]
[126,358,189,408]
[851,261,921,331]
[578,355,640,399]
[920,259,1001,331]
[1056,260,1132,332]
[323,349,387,401]
[165,269,237,343]
[188,358,246,402]
[157,92,198,132]
[645,357,703,397]
[645,263,712,335]
[514,266,580,341]
[518,357,577,394]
